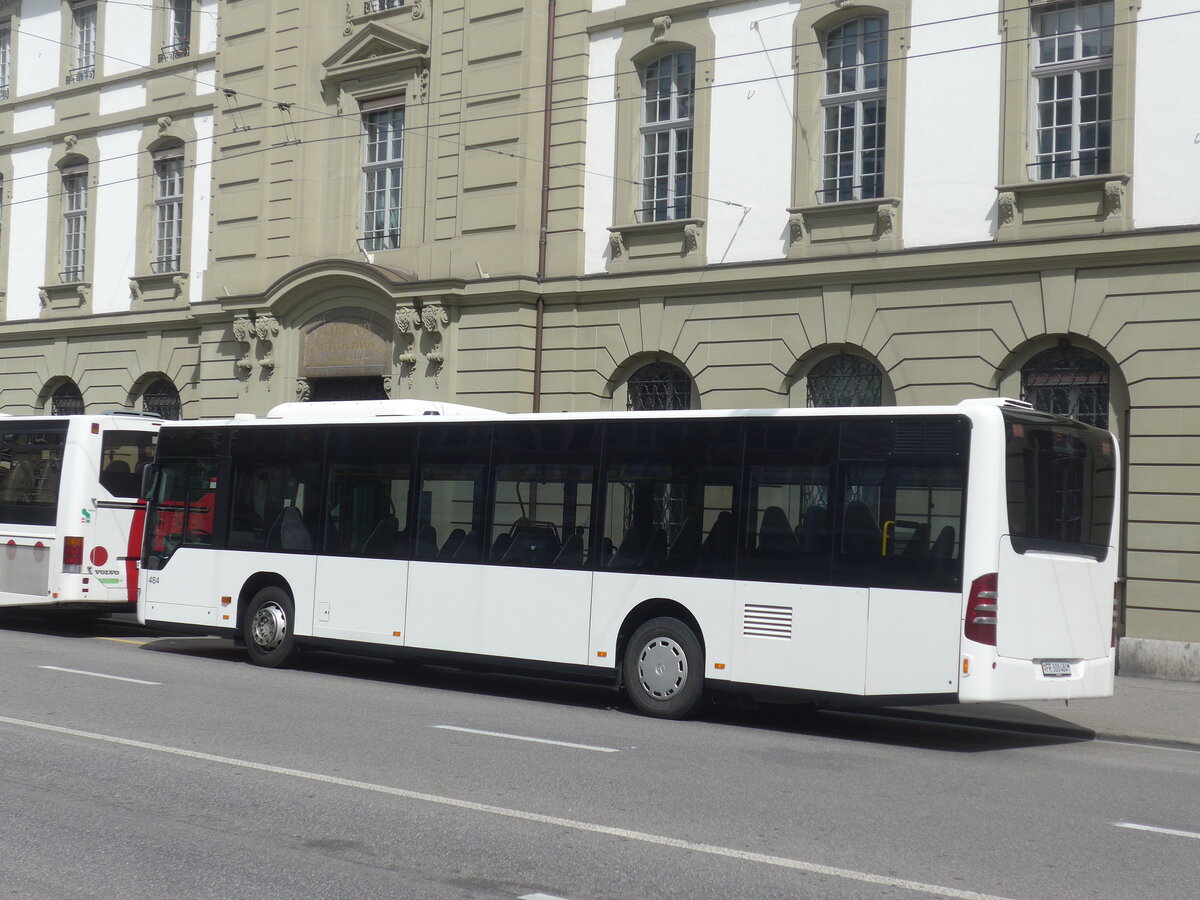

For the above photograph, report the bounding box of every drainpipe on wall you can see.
[533,0,557,413]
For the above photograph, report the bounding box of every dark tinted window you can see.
[100,430,156,497]
[602,418,743,577]
[491,422,600,569]
[414,424,492,562]
[740,418,838,584]
[324,425,415,559]
[143,458,219,569]
[0,422,68,526]
[227,427,323,553]
[1004,411,1115,559]
[832,417,968,591]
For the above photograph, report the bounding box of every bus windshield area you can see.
[1003,411,1116,560]
[0,423,68,526]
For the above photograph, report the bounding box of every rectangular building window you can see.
[0,25,11,101]
[639,51,694,222]
[153,150,184,273]
[61,166,88,282]
[68,3,97,83]
[820,16,887,202]
[1032,0,1113,180]
[160,0,192,62]
[361,102,404,252]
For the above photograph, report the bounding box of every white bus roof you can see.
[265,399,507,420]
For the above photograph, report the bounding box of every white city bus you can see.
[138,398,1119,717]
[0,413,161,613]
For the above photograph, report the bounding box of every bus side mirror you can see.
[140,463,160,500]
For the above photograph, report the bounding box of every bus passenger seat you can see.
[438,528,466,559]
[276,506,312,552]
[800,506,828,552]
[667,517,700,570]
[553,532,584,568]
[699,510,734,563]
[609,522,645,569]
[930,525,956,560]
[902,522,930,557]
[758,506,800,557]
[415,525,438,559]
[454,530,481,561]
[841,501,881,558]
[361,515,399,557]
[640,528,668,570]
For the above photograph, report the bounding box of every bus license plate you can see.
[1041,661,1072,677]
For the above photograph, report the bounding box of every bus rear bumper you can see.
[958,649,1116,703]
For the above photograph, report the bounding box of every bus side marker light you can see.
[713,663,726,670]
[962,657,970,676]
[90,423,99,434]
[220,596,232,606]
[596,651,607,658]
[393,631,401,637]
[222,614,230,620]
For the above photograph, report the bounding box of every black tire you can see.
[243,586,299,668]
[623,616,705,719]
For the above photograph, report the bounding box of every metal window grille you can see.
[142,380,182,420]
[51,383,85,416]
[363,0,404,13]
[807,354,883,408]
[0,27,10,100]
[1021,345,1110,429]
[638,52,694,223]
[362,106,404,251]
[153,154,184,273]
[71,4,97,82]
[626,361,692,411]
[61,169,88,282]
[1031,0,1113,180]
[820,16,888,203]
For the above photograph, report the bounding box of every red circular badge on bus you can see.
[90,546,108,566]
[5,540,14,560]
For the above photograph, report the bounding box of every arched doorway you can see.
[297,307,394,401]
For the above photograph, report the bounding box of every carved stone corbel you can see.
[876,201,897,238]
[157,115,173,137]
[171,275,187,299]
[1103,180,1125,219]
[682,222,700,256]
[254,313,280,371]
[395,306,420,387]
[420,303,451,387]
[232,314,254,374]
[651,15,672,42]
[788,213,805,246]
[412,0,424,19]
[997,191,1017,227]
[295,378,311,402]
[129,279,143,304]
[608,231,625,260]
[38,288,50,308]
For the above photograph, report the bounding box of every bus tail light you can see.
[63,536,85,573]
[965,573,998,646]
[1112,584,1120,648]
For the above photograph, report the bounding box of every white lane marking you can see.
[520,894,573,900]
[1097,739,1200,754]
[0,714,1012,900]
[1114,822,1200,841]
[37,666,161,686]
[433,725,620,754]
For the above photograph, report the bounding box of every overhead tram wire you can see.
[4,7,1197,215]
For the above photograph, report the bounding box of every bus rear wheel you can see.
[623,617,704,719]
[243,586,299,668]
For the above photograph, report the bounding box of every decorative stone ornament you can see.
[254,313,281,370]
[1103,180,1124,219]
[651,15,672,43]
[421,303,450,387]
[395,305,419,387]
[232,315,255,374]
[997,191,1017,227]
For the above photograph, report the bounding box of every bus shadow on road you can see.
[0,610,159,640]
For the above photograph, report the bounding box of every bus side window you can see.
[227,427,322,553]
[324,426,415,559]
[100,430,156,498]
[414,424,492,564]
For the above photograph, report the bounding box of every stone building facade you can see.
[0,0,1197,669]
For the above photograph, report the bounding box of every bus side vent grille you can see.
[743,604,793,640]
[893,420,957,456]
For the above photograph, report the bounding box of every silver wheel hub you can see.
[250,601,287,651]
[637,636,687,699]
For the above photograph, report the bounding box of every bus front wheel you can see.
[624,617,704,719]
[243,586,299,668]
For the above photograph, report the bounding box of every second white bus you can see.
[138,399,1119,717]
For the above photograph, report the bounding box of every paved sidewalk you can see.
[893,675,1200,750]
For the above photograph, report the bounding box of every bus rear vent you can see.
[892,420,958,456]
[743,604,793,640]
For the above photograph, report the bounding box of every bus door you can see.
[997,415,1118,663]
[90,428,157,603]
[836,419,967,697]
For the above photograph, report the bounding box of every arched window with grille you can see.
[141,379,182,420]
[626,361,692,411]
[50,381,85,415]
[807,354,882,407]
[1021,345,1109,429]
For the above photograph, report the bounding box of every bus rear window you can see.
[0,424,68,526]
[1004,412,1115,560]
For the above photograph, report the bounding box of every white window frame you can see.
[639,51,694,223]
[61,165,88,283]
[361,100,404,252]
[1030,0,1114,180]
[0,25,11,101]
[153,149,185,274]
[68,2,97,83]
[160,0,192,62]
[820,16,888,203]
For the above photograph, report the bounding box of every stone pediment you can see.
[323,22,429,82]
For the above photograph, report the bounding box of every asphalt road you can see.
[0,612,1197,900]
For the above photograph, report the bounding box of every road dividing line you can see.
[0,713,1013,900]
[96,637,151,646]
[1113,822,1200,841]
[433,725,620,753]
[37,665,161,686]
[520,894,574,900]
